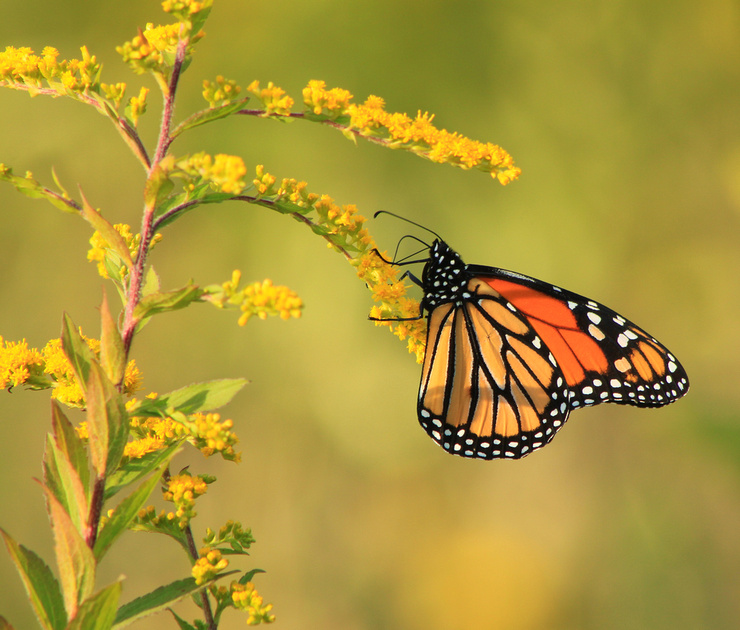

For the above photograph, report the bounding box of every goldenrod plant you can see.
[0,1,519,628]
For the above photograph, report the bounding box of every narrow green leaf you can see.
[113,573,237,629]
[61,314,96,400]
[175,100,248,135]
[66,581,122,630]
[167,609,197,630]
[84,364,109,478]
[0,529,67,630]
[99,291,125,387]
[238,568,266,584]
[94,469,164,561]
[104,392,129,477]
[51,402,90,498]
[44,435,89,534]
[0,166,78,213]
[42,490,96,620]
[78,192,134,268]
[104,442,181,501]
[144,163,174,208]
[127,378,247,417]
[85,363,129,478]
[132,283,203,321]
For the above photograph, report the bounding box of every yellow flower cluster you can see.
[163,471,210,528]
[124,407,180,459]
[237,278,303,326]
[246,80,294,116]
[117,22,203,76]
[0,45,101,95]
[127,86,149,126]
[202,75,241,107]
[131,504,181,536]
[302,80,352,117]
[0,337,45,389]
[125,401,240,461]
[241,166,426,360]
[88,222,162,280]
[177,152,247,194]
[209,270,303,327]
[301,80,520,184]
[187,412,240,460]
[192,548,229,585]
[0,334,141,407]
[353,251,427,363]
[231,581,276,625]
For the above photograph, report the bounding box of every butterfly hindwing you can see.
[417,279,572,459]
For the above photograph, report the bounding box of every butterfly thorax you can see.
[421,240,471,311]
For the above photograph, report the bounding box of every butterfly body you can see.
[415,239,689,459]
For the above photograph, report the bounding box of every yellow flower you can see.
[192,548,229,585]
[302,79,352,116]
[177,152,247,194]
[299,81,520,184]
[163,471,210,528]
[0,337,45,389]
[202,75,241,107]
[246,80,294,116]
[237,278,303,325]
[0,45,101,95]
[231,581,275,625]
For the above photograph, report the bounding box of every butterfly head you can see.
[421,239,470,311]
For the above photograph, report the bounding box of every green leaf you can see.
[144,163,175,209]
[99,291,125,387]
[79,192,134,268]
[51,401,90,501]
[84,363,129,478]
[113,574,237,628]
[84,364,110,478]
[41,490,96,620]
[167,609,197,630]
[140,265,161,298]
[94,469,164,561]
[238,568,266,584]
[104,443,181,501]
[61,314,96,400]
[132,283,203,322]
[189,5,213,34]
[66,581,122,630]
[127,378,247,417]
[0,529,67,630]
[0,165,78,213]
[174,100,249,136]
[44,435,89,534]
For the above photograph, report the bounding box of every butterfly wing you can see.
[471,265,690,410]
[418,263,689,460]
[418,278,573,459]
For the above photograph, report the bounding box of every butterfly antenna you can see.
[373,210,443,241]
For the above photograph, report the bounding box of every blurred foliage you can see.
[1,1,739,629]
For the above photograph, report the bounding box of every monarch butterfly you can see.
[375,214,689,459]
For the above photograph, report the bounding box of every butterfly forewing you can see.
[480,270,690,411]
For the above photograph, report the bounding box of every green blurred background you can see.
[1,1,739,628]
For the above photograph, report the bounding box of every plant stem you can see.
[85,476,106,548]
[121,34,189,356]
